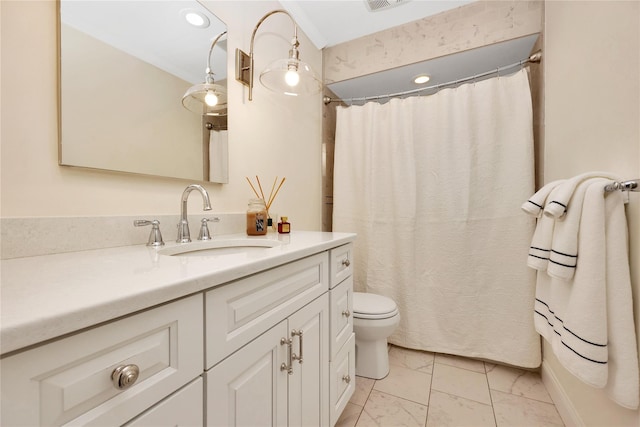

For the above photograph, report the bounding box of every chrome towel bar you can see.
[604,180,639,193]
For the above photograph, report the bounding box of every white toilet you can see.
[352,292,400,379]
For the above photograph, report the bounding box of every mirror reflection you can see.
[59,0,228,183]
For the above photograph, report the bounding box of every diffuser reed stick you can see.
[256,175,266,202]
[267,176,278,208]
[267,177,286,211]
[246,176,286,226]
[245,177,260,199]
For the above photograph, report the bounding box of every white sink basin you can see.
[158,238,282,257]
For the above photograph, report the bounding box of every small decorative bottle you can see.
[278,216,291,234]
[246,198,268,236]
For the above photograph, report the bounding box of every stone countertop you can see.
[0,231,356,355]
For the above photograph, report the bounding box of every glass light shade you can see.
[259,58,321,97]
[182,83,228,116]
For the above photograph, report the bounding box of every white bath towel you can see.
[543,171,620,218]
[602,189,639,409]
[521,179,565,217]
[547,178,607,281]
[532,179,639,409]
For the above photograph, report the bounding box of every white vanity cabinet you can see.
[0,294,203,426]
[205,245,356,427]
[205,252,330,426]
[0,233,357,427]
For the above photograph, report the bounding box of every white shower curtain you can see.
[333,69,540,368]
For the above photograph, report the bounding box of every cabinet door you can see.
[207,320,288,427]
[287,294,329,427]
[330,334,356,427]
[330,277,353,360]
[124,378,203,427]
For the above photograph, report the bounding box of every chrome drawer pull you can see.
[342,374,351,384]
[291,329,304,364]
[342,310,351,318]
[341,259,351,267]
[111,364,140,390]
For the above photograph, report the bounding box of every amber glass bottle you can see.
[246,199,268,235]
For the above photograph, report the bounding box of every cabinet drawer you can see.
[330,333,356,427]
[0,294,203,427]
[330,276,353,360]
[330,243,353,289]
[206,252,329,368]
[124,378,203,427]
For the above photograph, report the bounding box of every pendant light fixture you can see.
[182,30,228,115]
[235,10,321,101]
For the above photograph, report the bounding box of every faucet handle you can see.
[198,217,220,241]
[134,220,165,247]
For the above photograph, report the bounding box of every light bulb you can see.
[185,12,205,26]
[204,90,218,107]
[413,74,431,84]
[285,69,300,87]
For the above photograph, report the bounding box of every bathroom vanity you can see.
[0,231,356,426]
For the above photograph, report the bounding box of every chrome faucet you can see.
[177,184,212,243]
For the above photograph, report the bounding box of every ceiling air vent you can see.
[364,0,410,12]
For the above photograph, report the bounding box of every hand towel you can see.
[522,179,565,217]
[527,185,564,270]
[543,171,620,218]
[547,178,607,281]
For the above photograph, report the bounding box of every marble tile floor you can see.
[336,345,564,427]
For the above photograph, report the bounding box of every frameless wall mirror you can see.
[58,0,228,183]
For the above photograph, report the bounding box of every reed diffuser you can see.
[246,176,286,231]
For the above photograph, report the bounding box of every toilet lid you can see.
[353,292,397,316]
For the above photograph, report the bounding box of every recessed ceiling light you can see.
[413,74,431,84]
[181,9,210,28]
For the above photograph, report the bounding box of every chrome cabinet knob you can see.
[341,259,351,267]
[342,310,351,317]
[342,374,351,384]
[111,364,140,390]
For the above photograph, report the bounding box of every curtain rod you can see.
[323,50,542,105]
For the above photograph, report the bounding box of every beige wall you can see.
[1,1,323,231]
[543,1,640,425]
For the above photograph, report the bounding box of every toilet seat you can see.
[353,292,399,320]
